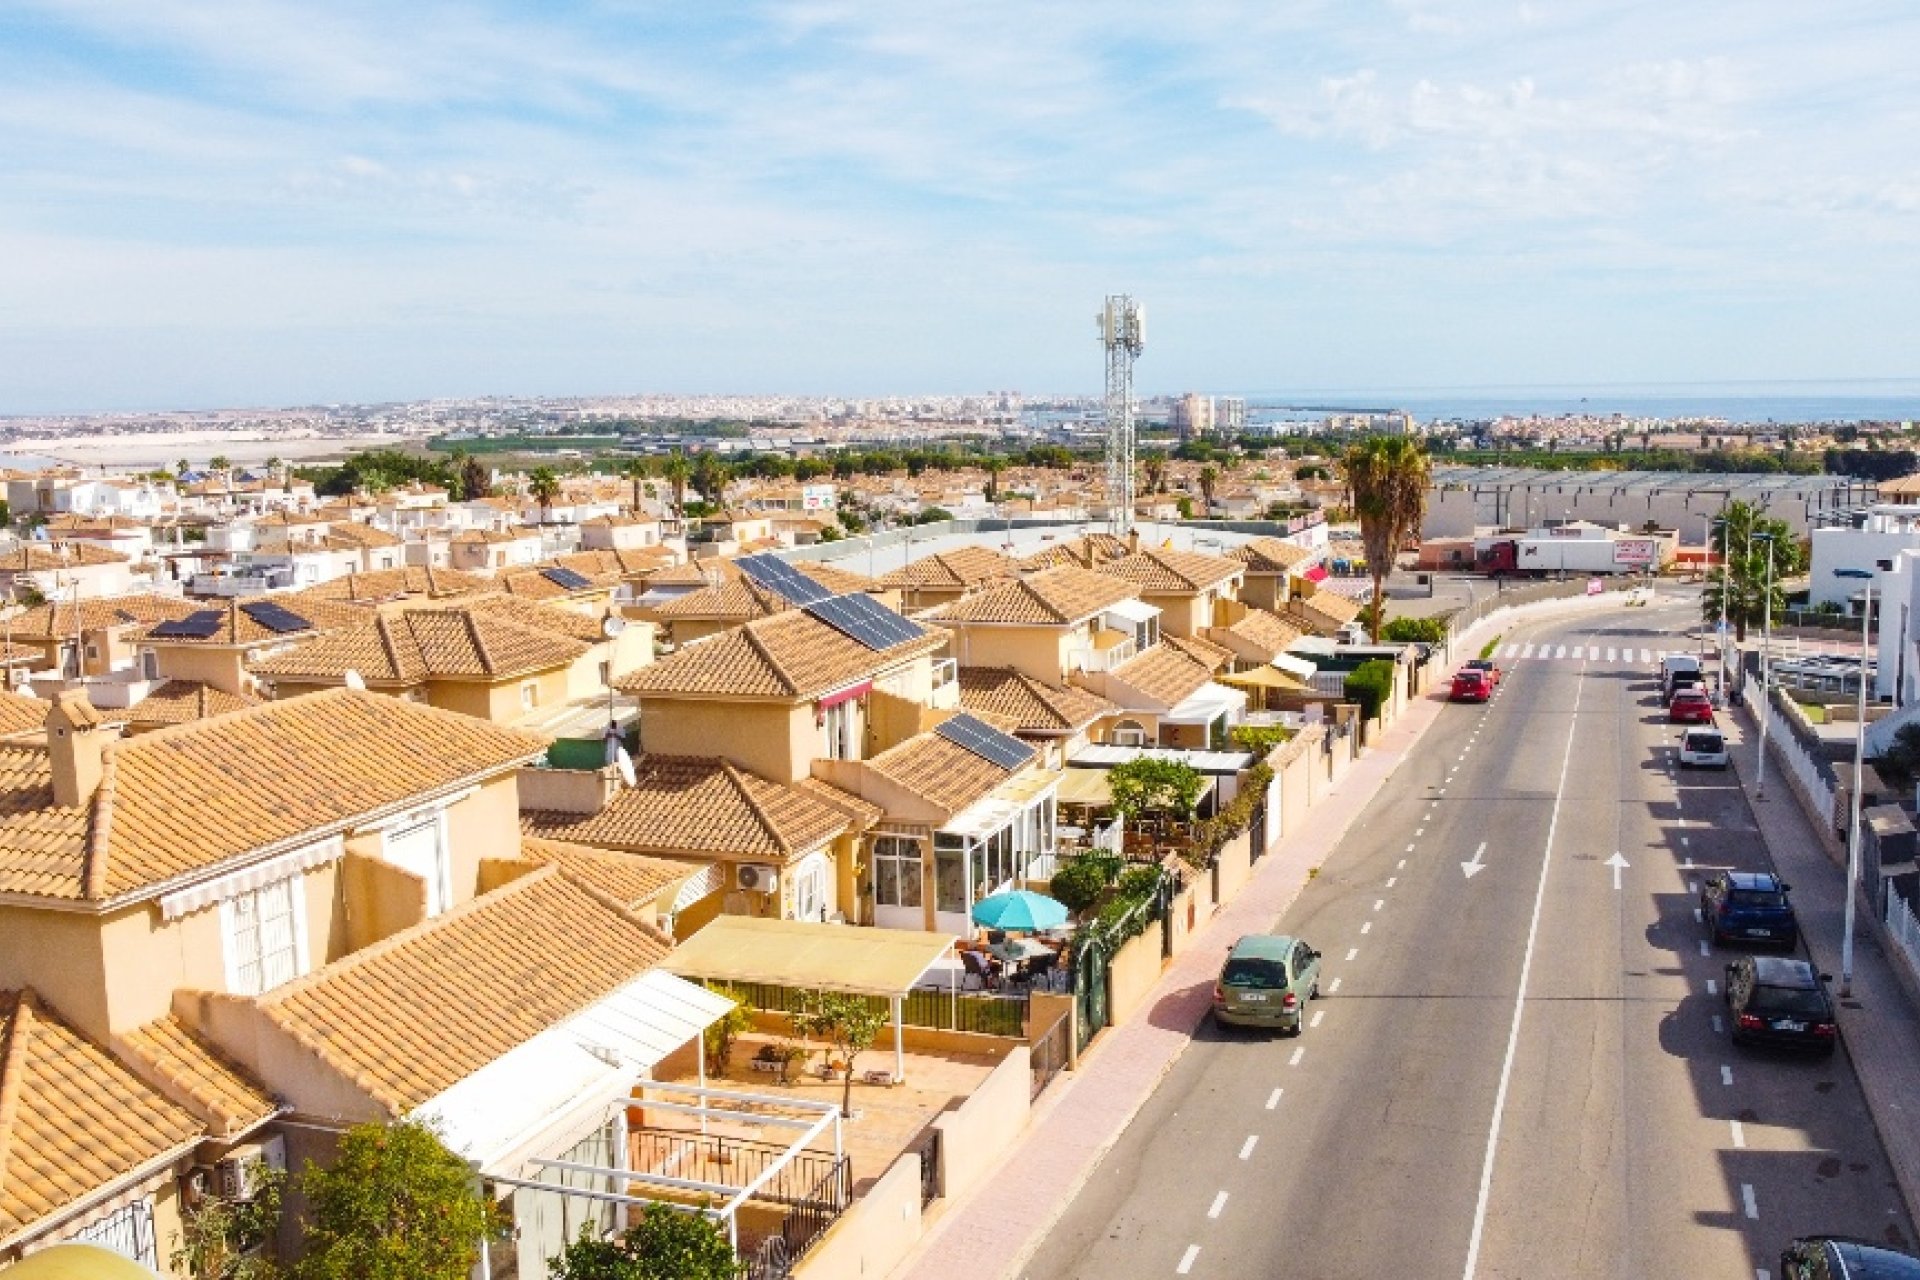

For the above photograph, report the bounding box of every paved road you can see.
[1025,599,1913,1280]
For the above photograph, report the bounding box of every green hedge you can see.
[1343,659,1397,720]
[1380,616,1448,644]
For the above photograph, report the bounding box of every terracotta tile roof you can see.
[513,836,691,911]
[1014,533,1130,572]
[1285,590,1363,632]
[1214,608,1305,659]
[286,565,494,607]
[0,543,129,571]
[136,595,369,647]
[452,528,538,545]
[325,523,402,549]
[0,689,550,905]
[3,593,199,640]
[618,607,941,702]
[126,680,263,729]
[792,777,885,828]
[0,989,201,1247]
[1164,633,1233,669]
[1107,643,1216,707]
[1229,536,1315,574]
[790,560,876,594]
[864,730,1020,815]
[957,667,1117,736]
[453,593,607,644]
[251,607,589,685]
[0,693,47,742]
[499,560,625,601]
[935,566,1140,626]
[876,545,1018,591]
[117,1015,278,1139]
[1101,548,1245,595]
[643,561,720,587]
[522,756,849,860]
[648,579,793,624]
[253,866,670,1115]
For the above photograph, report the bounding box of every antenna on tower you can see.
[1098,295,1145,535]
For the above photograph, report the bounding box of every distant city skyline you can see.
[4,2,1918,413]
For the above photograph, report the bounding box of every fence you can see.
[913,1128,943,1207]
[1444,575,1641,642]
[1888,891,1920,982]
[1743,664,1839,826]
[717,980,1028,1038]
[1029,1008,1071,1100]
[739,1155,853,1280]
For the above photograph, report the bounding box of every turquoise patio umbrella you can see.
[971,889,1069,932]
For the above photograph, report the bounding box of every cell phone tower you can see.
[1098,294,1145,535]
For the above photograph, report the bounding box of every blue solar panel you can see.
[934,713,1035,770]
[735,553,833,606]
[541,566,593,591]
[150,610,225,639]
[238,600,313,634]
[802,592,925,651]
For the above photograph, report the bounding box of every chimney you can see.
[1127,527,1142,555]
[47,690,116,808]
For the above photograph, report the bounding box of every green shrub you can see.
[1479,635,1502,659]
[1116,864,1164,900]
[1107,757,1205,822]
[1229,724,1293,756]
[1050,853,1121,914]
[1380,616,1448,644]
[1343,660,1397,720]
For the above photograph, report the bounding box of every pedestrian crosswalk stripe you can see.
[1589,646,1601,661]
[1641,649,1653,663]
[1522,643,1536,658]
[1555,645,1568,659]
[1607,647,1617,661]
[1501,644,1517,659]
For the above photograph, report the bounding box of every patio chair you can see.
[1025,951,1061,992]
[960,949,999,991]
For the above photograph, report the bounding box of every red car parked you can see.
[1451,669,1492,703]
[1669,688,1715,724]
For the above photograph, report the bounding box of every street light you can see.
[1834,566,1875,998]
[1753,532,1774,801]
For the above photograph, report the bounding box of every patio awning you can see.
[1056,767,1114,808]
[1218,665,1308,692]
[1104,597,1161,624]
[1270,651,1319,680]
[413,968,735,1175]
[1289,635,1340,656]
[943,768,1060,840]
[1160,681,1248,726]
[663,916,956,999]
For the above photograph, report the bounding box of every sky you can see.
[4,0,1920,412]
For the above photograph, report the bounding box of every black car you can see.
[1782,1236,1920,1278]
[1725,955,1838,1055]
[1702,870,1799,947]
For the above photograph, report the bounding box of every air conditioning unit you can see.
[1110,727,1148,747]
[736,863,780,894]
[216,1134,288,1201]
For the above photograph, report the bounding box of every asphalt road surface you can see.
[1024,598,1914,1280]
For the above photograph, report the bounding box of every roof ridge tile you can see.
[0,988,34,1197]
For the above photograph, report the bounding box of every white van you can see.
[1660,653,1702,696]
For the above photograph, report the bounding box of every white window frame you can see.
[521,680,540,711]
[383,809,453,916]
[822,699,857,761]
[220,873,311,997]
[791,853,828,922]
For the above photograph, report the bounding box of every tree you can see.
[692,454,729,511]
[459,454,492,501]
[171,1159,285,1280]
[210,455,232,472]
[177,458,193,476]
[548,1204,741,1280]
[1197,465,1219,516]
[662,451,691,519]
[1105,756,1204,823]
[528,467,562,523]
[1141,455,1166,495]
[791,990,889,1117]
[702,984,753,1078]
[1700,500,1804,642]
[984,456,1004,502]
[1342,437,1432,642]
[622,459,652,515]
[292,1121,502,1280]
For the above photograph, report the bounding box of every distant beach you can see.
[0,431,416,474]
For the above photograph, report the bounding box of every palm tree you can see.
[984,456,1003,503]
[693,454,729,511]
[622,458,651,514]
[1342,437,1432,642]
[1197,465,1219,517]
[528,467,562,524]
[1142,455,1166,495]
[662,451,691,520]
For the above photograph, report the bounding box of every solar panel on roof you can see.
[735,553,833,606]
[935,712,1035,770]
[150,609,225,639]
[238,600,313,634]
[541,566,593,591]
[802,592,925,651]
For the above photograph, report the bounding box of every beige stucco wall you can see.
[157,644,249,696]
[340,851,428,951]
[516,765,618,815]
[177,989,389,1124]
[1106,925,1165,1027]
[1141,590,1210,639]
[443,776,522,904]
[792,1148,925,1280]
[947,625,1075,684]
[639,697,813,782]
[0,905,111,1041]
[930,1044,1031,1203]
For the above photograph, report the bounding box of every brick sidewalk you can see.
[1719,706,1920,1224]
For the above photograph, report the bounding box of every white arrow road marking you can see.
[1605,851,1630,890]
[1462,841,1489,880]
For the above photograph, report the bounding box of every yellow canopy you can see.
[1055,767,1114,808]
[0,1246,162,1280]
[661,916,955,998]
[1217,666,1309,692]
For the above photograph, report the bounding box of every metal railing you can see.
[1887,891,1920,986]
[738,1154,852,1280]
[1030,1009,1072,1100]
[913,1128,943,1208]
[716,980,1029,1036]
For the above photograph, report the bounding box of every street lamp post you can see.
[1834,567,1875,998]
[1754,533,1774,801]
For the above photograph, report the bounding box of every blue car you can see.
[1702,870,1799,948]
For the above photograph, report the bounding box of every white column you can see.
[893,995,906,1085]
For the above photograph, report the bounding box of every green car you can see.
[1212,934,1322,1033]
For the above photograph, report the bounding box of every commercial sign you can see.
[801,484,836,512]
[1612,538,1658,566]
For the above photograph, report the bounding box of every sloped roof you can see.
[513,836,693,912]
[136,595,369,647]
[3,593,199,641]
[617,607,941,702]
[1015,533,1131,573]
[1107,642,1217,707]
[521,756,849,860]
[125,680,262,729]
[864,729,1021,814]
[0,990,201,1248]
[117,1015,278,1139]
[0,689,550,905]
[251,607,589,684]
[936,566,1140,626]
[252,866,671,1116]
[0,693,48,741]
[1230,536,1316,574]
[877,545,1018,591]
[648,579,794,624]
[0,543,129,571]
[957,667,1117,736]
[288,565,494,606]
[1286,590,1364,632]
[1213,608,1306,659]
[1101,548,1245,595]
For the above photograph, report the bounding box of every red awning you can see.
[817,681,873,710]
[1302,564,1329,583]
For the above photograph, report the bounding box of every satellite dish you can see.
[601,614,626,639]
[614,745,637,788]
[343,669,367,691]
